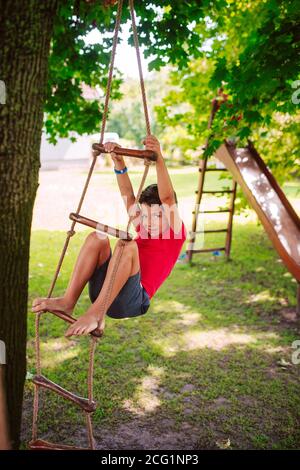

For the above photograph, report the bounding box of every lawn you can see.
[92,166,299,200]
[22,215,300,449]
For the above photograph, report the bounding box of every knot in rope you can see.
[144,158,152,167]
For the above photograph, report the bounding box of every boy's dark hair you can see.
[139,183,178,205]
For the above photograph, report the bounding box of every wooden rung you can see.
[92,143,157,161]
[45,309,103,338]
[195,190,233,194]
[69,213,132,241]
[33,375,97,413]
[193,209,231,214]
[199,168,228,172]
[196,229,228,233]
[201,190,234,194]
[186,247,225,254]
[28,439,88,451]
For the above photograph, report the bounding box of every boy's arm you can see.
[144,135,183,234]
[100,143,140,229]
[115,156,141,228]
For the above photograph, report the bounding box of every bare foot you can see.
[32,296,75,316]
[65,309,105,337]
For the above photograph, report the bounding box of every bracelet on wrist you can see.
[114,166,128,175]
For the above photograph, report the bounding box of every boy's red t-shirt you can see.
[134,220,187,299]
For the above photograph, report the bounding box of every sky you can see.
[85,21,151,79]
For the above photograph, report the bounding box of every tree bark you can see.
[0,0,58,449]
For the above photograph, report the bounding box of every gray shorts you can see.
[88,250,151,319]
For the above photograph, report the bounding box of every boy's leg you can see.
[32,232,111,315]
[93,239,140,310]
[65,239,140,336]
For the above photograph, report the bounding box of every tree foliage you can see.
[154,0,300,180]
[46,0,300,179]
[45,0,209,142]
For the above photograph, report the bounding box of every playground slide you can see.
[215,141,300,283]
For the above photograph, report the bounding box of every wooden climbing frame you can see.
[186,89,237,261]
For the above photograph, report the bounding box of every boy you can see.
[32,135,187,336]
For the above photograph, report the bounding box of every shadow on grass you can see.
[22,223,300,450]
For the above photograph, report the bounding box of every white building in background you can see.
[40,82,120,170]
[40,131,120,170]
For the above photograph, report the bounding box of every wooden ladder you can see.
[28,309,102,450]
[186,157,237,261]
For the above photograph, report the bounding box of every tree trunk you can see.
[0,0,58,449]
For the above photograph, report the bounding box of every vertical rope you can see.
[125,0,153,232]
[32,385,39,441]
[35,313,41,375]
[32,312,41,441]
[87,337,97,403]
[99,0,124,143]
[95,240,126,324]
[129,0,151,136]
[126,160,151,233]
[86,413,95,449]
[83,241,126,449]
[86,336,98,449]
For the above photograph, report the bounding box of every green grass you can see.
[93,167,234,200]
[22,217,300,450]
[92,166,299,203]
[283,181,300,198]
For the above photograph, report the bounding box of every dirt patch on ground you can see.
[21,386,203,450]
[279,308,299,324]
[93,417,198,450]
